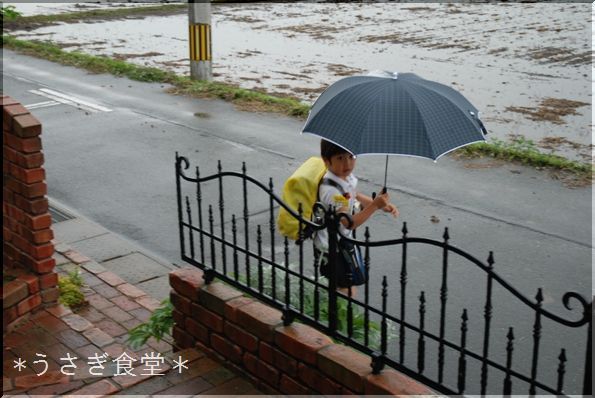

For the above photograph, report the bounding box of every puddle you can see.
[5,2,593,161]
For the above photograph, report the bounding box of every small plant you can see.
[126,298,173,350]
[58,268,86,309]
[239,263,396,350]
[1,5,22,21]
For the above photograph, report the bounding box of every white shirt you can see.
[314,170,358,252]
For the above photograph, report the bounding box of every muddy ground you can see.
[5,2,593,162]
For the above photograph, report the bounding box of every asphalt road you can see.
[2,50,592,395]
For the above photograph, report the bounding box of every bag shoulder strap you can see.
[320,177,346,196]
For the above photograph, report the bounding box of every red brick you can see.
[273,347,298,377]
[211,333,242,364]
[6,203,24,222]
[235,302,282,343]
[62,313,94,332]
[2,279,29,308]
[224,296,254,323]
[3,305,18,326]
[27,380,84,396]
[1,95,19,106]
[41,286,60,303]
[112,365,156,388]
[116,282,146,298]
[257,358,280,387]
[45,303,72,318]
[39,271,58,289]
[172,308,185,326]
[173,325,195,349]
[3,103,29,121]
[275,323,333,365]
[298,363,342,395]
[30,242,54,260]
[67,379,120,396]
[191,303,224,333]
[22,227,54,244]
[15,166,45,184]
[63,250,90,265]
[243,351,259,376]
[83,327,115,347]
[16,293,42,316]
[22,212,52,230]
[280,374,310,395]
[6,134,42,153]
[96,271,125,286]
[14,151,45,169]
[317,345,371,393]
[31,257,57,273]
[19,181,47,199]
[170,290,192,315]
[35,312,70,333]
[101,305,133,323]
[87,293,114,310]
[16,273,39,294]
[186,317,209,344]
[13,113,42,137]
[259,341,274,364]
[224,321,258,352]
[3,188,14,205]
[110,294,141,311]
[365,368,435,395]
[169,267,205,300]
[136,295,161,311]
[14,370,69,389]
[14,195,48,215]
[199,281,243,315]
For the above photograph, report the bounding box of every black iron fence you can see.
[175,154,592,396]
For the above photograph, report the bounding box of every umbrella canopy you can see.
[302,71,487,161]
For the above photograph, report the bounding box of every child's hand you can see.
[372,192,390,210]
[383,203,399,218]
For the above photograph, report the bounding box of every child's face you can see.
[325,152,357,180]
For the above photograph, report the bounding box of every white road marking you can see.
[24,100,61,110]
[29,88,112,113]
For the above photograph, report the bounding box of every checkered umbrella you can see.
[302,71,487,187]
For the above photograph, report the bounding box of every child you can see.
[314,140,398,295]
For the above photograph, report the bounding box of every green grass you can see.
[2,34,591,181]
[2,4,186,29]
[456,136,593,183]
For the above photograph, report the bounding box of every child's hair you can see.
[320,139,350,160]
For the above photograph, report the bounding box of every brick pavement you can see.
[3,243,264,396]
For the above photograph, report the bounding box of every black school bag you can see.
[318,178,368,287]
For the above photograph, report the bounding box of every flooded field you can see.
[6,2,593,161]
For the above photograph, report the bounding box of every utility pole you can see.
[188,0,212,81]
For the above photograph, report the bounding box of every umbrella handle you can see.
[371,187,387,200]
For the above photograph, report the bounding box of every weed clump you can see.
[58,268,87,309]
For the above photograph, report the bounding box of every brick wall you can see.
[169,268,435,395]
[3,95,58,333]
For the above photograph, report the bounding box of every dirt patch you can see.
[358,32,477,52]
[526,46,591,66]
[272,70,311,80]
[326,63,365,77]
[404,6,434,12]
[506,98,589,125]
[235,50,263,59]
[112,52,163,61]
[274,23,347,41]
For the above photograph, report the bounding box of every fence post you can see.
[326,206,339,333]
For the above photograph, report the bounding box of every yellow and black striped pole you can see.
[188,1,212,81]
[189,23,211,62]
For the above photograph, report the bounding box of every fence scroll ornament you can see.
[175,154,592,396]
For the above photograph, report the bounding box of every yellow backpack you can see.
[277,157,327,241]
